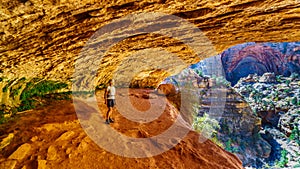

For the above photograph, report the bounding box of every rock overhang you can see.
[1,0,300,88]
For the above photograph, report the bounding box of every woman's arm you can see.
[104,88,108,104]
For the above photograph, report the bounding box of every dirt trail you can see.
[0,89,244,169]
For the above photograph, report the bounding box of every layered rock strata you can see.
[1,0,300,87]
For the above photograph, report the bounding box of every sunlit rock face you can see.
[1,0,300,88]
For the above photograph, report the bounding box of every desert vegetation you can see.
[0,77,70,123]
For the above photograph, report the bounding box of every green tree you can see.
[192,104,222,147]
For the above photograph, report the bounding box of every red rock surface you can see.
[0,89,244,169]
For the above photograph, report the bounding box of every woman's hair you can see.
[108,79,115,84]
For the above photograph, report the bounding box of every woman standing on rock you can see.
[104,80,116,124]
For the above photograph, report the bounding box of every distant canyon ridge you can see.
[221,42,300,85]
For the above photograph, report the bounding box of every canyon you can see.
[1,0,300,168]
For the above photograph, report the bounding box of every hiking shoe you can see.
[109,118,114,123]
[105,119,110,124]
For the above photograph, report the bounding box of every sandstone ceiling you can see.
[1,0,300,88]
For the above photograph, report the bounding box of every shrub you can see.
[285,79,291,86]
[192,104,221,146]
[291,97,298,105]
[225,139,232,152]
[277,149,288,168]
[18,79,69,111]
[0,77,70,119]
[289,126,300,146]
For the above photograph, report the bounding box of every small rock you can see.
[66,147,72,154]
[0,133,14,150]
[77,137,90,152]
[243,74,259,83]
[259,73,276,83]
[31,136,38,142]
[0,160,17,169]
[8,143,31,160]
[47,145,58,161]
[56,131,75,142]
[38,160,47,169]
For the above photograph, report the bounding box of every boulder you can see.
[259,73,276,83]
[8,143,31,160]
[156,84,177,96]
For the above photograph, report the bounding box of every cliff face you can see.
[221,42,300,85]
[164,67,271,167]
[234,73,300,168]
[1,0,300,87]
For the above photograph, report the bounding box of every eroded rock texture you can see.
[1,0,300,87]
[221,42,300,85]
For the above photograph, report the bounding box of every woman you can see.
[104,80,116,124]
